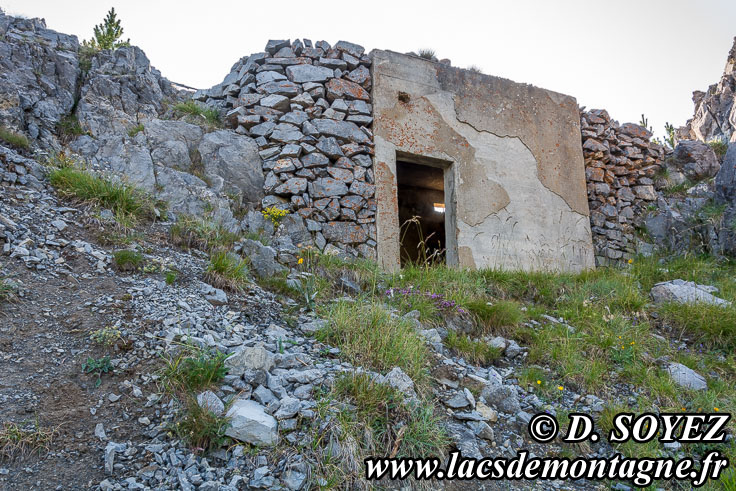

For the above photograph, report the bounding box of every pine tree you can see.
[83,8,130,50]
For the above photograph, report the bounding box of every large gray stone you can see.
[673,140,721,181]
[666,363,707,391]
[285,64,334,83]
[225,399,279,446]
[311,119,370,144]
[225,345,275,375]
[198,130,265,204]
[310,178,348,198]
[240,239,286,278]
[650,279,731,307]
[321,221,367,243]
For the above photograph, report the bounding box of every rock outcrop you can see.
[680,37,736,143]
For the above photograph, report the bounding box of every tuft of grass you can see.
[659,302,736,350]
[170,215,240,252]
[444,331,502,365]
[205,250,249,292]
[48,166,158,227]
[417,48,436,60]
[333,372,447,459]
[0,126,30,150]
[173,100,221,127]
[173,395,230,453]
[113,249,143,271]
[161,347,228,393]
[0,279,18,304]
[0,421,57,460]
[318,301,428,383]
[127,123,144,137]
[56,114,85,141]
[708,138,729,159]
[467,65,483,73]
[465,299,524,334]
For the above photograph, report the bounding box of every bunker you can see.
[371,50,595,272]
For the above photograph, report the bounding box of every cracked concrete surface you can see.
[371,49,594,272]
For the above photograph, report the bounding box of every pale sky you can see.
[3,0,735,140]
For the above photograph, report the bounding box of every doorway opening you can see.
[396,160,447,265]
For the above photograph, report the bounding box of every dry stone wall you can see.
[581,109,665,264]
[195,39,376,258]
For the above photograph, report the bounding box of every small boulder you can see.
[651,279,731,307]
[666,362,707,391]
[197,390,225,416]
[225,399,279,446]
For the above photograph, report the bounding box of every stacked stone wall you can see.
[195,39,376,258]
[581,109,665,264]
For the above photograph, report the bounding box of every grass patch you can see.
[0,279,17,304]
[333,372,447,459]
[444,331,502,365]
[127,123,144,137]
[48,166,158,227]
[658,302,736,350]
[0,421,57,460]
[113,249,143,271]
[204,250,249,292]
[318,301,428,383]
[0,126,30,150]
[56,114,85,142]
[173,100,221,127]
[161,347,228,393]
[170,215,240,252]
[173,395,230,453]
[465,299,524,334]
[417,48,436,60]
[708,138,729,159]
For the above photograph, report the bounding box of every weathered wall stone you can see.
[371,49,594,272]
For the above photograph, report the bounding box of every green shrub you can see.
[162,347,228,393]
[82,356,113,387]
[174,395,230,453]
[165,270,178,285]
[205,250,249,291]
[0,279,17,304]
[444,331,502,365]
[418,48,436,60]
[170,215,239,251]
[173,100,220,127]
[0,126,30,150]
[82,7,130,50]
[334,372,446,459]
[48,166,158,226]
[0,421,57,459]
[318,301,428,383]
[465,299,524,333]
[659,302,736,350]
[708,138,729,159]
[127,123,144,137]
[113,249,143,271]
[56,114,84,141]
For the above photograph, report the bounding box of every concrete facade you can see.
[371,49,595,272]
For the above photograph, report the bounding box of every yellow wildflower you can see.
[298,258,304,265]
[627,258,634,264]
[536,380,541,385]
[557,386,564,391]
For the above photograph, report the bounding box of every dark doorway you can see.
[396,160,446,265]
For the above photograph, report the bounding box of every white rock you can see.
[651,280,731,307]
[666,362,707,391]
[225,345,274,374]
[197,390,225,416]
[225,399,279,446]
